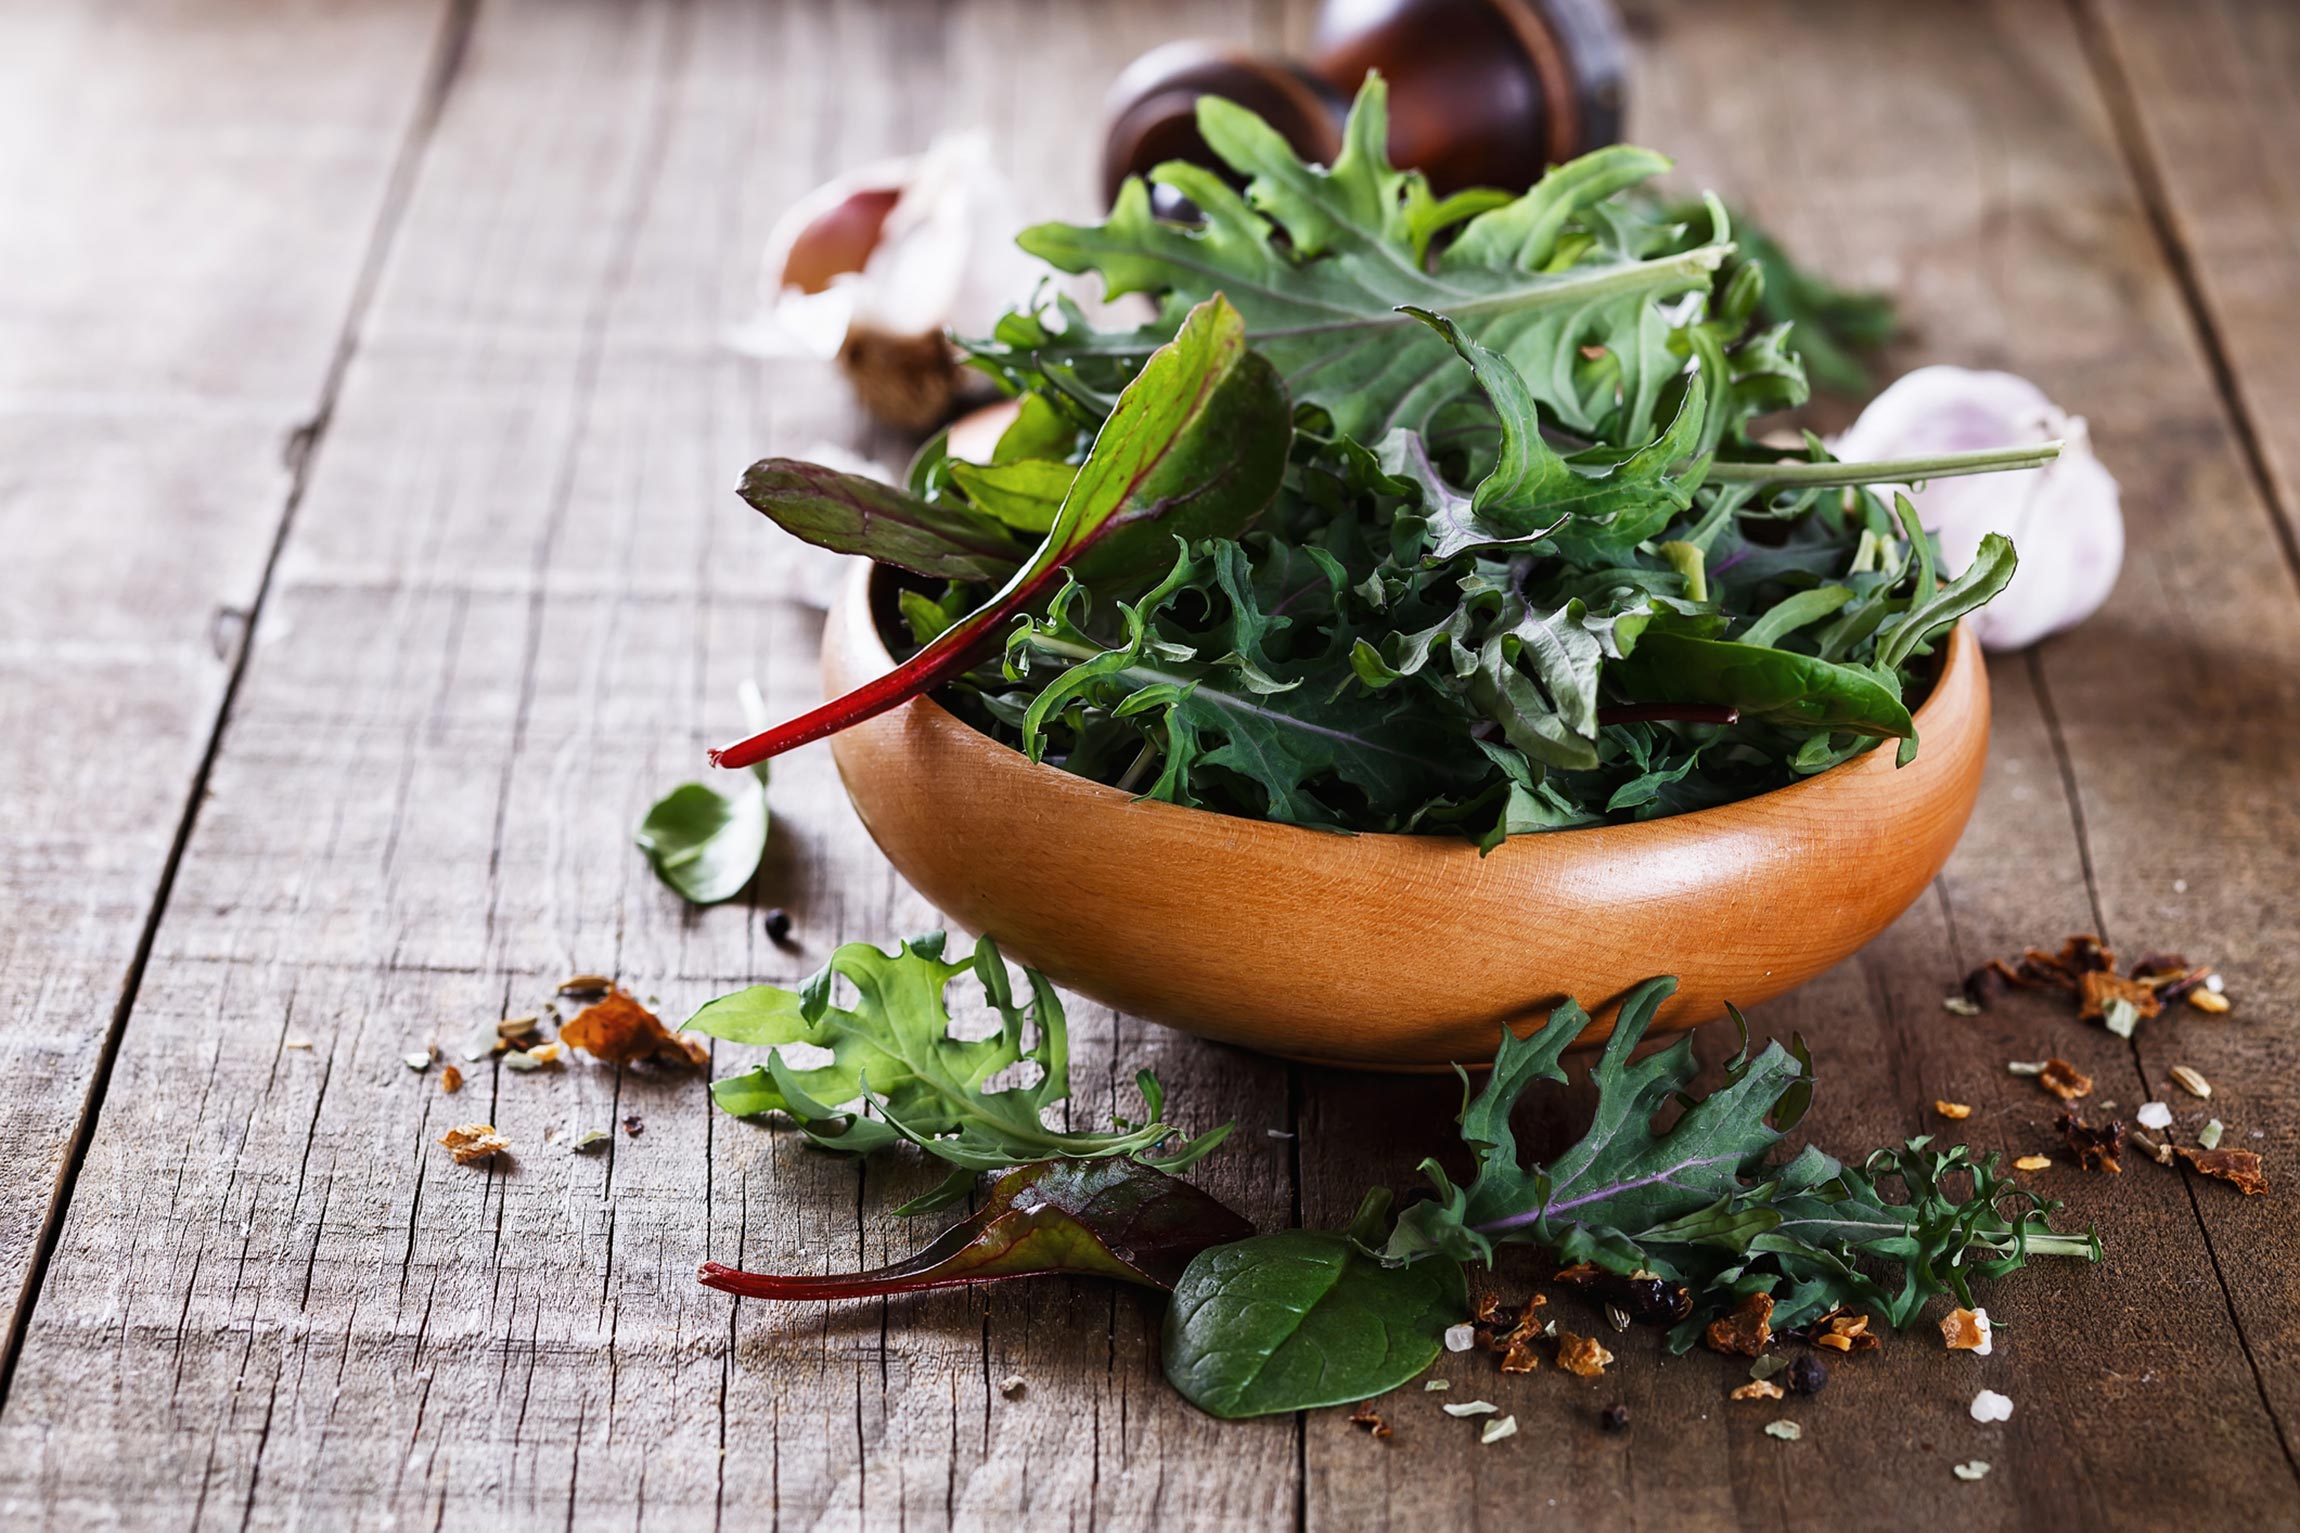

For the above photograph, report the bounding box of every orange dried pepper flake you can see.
[1557,1332,1614,1378]
[1731,1378,1785,1402]
[2079,969,2160,1024]
[560,988,709,1069]
[1940,1307,1993,1354]
[1934,1100,1972,1120]
[438,1124,508,1165]
[1704,1292,1773,1357]
[2178,1147,2267,1196]
[2038,1059,2092,1101]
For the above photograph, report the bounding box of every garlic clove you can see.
[945,399,1023,465]
[1832,366,2123,652]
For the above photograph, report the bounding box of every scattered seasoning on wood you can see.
[1443,1323,1476,1352]
[1601,1403,1631,1433]
[2014,1154,2053,1172]
[1557,1332,1614,1378]
[2170,1065,2212,1099]
[1934,1100,1972,1120]
[283,1037,312,1051]
[2188,988,2231,1014]
[1764,1420,1802,1442]
[558,974,614,998]
[622,1113,645,1138]
[2007,1060,2049,1077]
[2056,1112,2126,1173]
[1442,1401,1499,1418]
[561,988,710,1068]
[439,1064,463,1094]
[1942,995,1981,1017]
[1424,1379,1450,1392]
[1479,1415,1518,1445]
[2177,1146,2267,1195]
[496,1014,542,1042]
[1808,1311,1879,1354]
[2136,1101,2173,1130]
[1731,1379,1785,1402]
[438,1124,509,1165]
[573,1128,612,1153]
[1499,1341,1539,1374]
[999,1375,1026,1398]
[403,1050,433,1071]
[764,908,795,944]
[2133,1132,2175,1166]
[1347,1401,1391,1439]
[2038,1058,2093,1101]
[1965,934,2222,1035]
[1953,1461,1992,1481]
[1970,1388,2014,1423]
[1551,1263,1692,1324]
[1704,1291,1773,1356]
[2199,1119,2225,1151]
[1940,1307,1993,1355]
[1785,1355,1829,1396]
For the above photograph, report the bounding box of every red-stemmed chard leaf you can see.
[696,1157,1255,1300]
[709,293,1291,770]
[737,459,1030,584]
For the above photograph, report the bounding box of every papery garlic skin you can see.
[1832,366,2123,651]
[733,132,1036,363]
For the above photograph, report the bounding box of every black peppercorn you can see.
[1786,1354,1829,1396]
[1600,1403,1630,1433]
[764,908,794,943]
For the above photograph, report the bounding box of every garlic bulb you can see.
[732,133,1038,429]
[1832,366,2123,651]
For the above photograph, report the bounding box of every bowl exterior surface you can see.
[821,563,1990,1068]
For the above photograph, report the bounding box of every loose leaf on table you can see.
[1383,975,2098,1346]
[737,458,1029,583]
[697,1157,1255,1301]
[687,932,1231,1212]
[709,293,1291,770]
[1006,74,1727,442]
[636,682,775,904]
[1610,632,1915,739]
[1164,1221,1466,1419]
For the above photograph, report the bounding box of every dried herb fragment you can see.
[559,974,614,998]
[1348,1402,1392,1439]
[1940,1306,1993,1355]
[2013,1154,2052,1172]
[1765,1420,1802,1442]
[1953,1460,1992,1481]
[2188,989,2231,1015]
[1557,1332,1614,1378]
[1731,1379,1784,1402]
[1935,1100,1972,1120]
[701,1159,1253,1301]
[2177,1147,2266,1196]
[439,1124,509,1165]
[439,1064,463,1094]
[1705,1292,1774,1357]
[1802,1309,1879,1354]
[2038,1059,2092,1101]
[573,1129,612,1153]
[2056,1112,2125,1173]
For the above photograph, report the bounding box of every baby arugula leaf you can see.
[688,932,1232,1212]
[711,293,1290,770]
[698,1157,1253,1300]
[1384,976,2097,1347]
[1008,75,1727,441]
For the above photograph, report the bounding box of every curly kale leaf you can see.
[1383,977,2097,1345]
[688,932,1232,1212]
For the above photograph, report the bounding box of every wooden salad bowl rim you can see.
[820,560,1991,1070]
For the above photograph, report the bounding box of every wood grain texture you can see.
[823,563,1991,1066]
[0,1,1301,1528]
[0,0,455,1345]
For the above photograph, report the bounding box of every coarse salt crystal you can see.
[1970,1389,2014,1424]
[1443,1323,1477,1352]
[2136,1101,2173,1130]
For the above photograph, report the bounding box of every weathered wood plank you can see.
[0,0,455,1350]
[2084,0,2300,552]
[0,1,1300,1528]
[1291,0,2300,1525]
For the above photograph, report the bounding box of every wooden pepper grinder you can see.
[1101,0,1626,207]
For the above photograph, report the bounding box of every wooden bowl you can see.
[821,562,1990,1069]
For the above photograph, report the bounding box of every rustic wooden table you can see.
[4,0,2296,1526]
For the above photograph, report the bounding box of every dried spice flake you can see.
[1953,1461,1992,1482]
[2056,1112,2125,1173]
[1942,995,1981,1017]
[2080,969,2161,1026]
[558,974,615,997]
[1764,1420,1802,1442]
[439,1064,463,1094]
[1731,1378,1786,1402]
[1499,1342,1540,1375]
[1704,1291,1774,1357]
[999,1375,1026,1398]
[1557,1332,1613,1378]
[1479,1415,1518,1445]
[1934,1100,1972,1121]
[1424,1379,1450,1392]
[1347,1402,1391,1439]
[2188,988,2231,1014]
[2007,1060,2049,1077]
[2038,1058,2093,1101]
[2014,1154,2052,1172]
[1442,1400,1499,1418]
[561,989,710,1069]
[2170,1065,2212,1100]
[1940,1307,1994,1356]
[2199,1120,2225,1151]
[573,1129,612,1153]
[2178,1146,2267,1196]
[439,1124,509,1165]
[1811,1311,1879,1354]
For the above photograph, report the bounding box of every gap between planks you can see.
[0,0,485,1413]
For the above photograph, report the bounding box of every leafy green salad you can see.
[711,75,2053,846]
